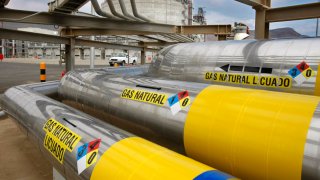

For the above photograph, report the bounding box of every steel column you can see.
[255,7,269,39]
[65,38,75,72]
[141,47,146,65]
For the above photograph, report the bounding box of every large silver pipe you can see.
[106,0,132,21]
[0,111,6,118]
[130,0,152,22]
[0,81,236,180]
[118,0,143,21]
[149,38,320,96]
[59,70,320,180]
[90,0,118,19]
[102,64,150,76]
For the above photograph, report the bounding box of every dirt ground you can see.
[0,60,108,179]
[0,116,52,180]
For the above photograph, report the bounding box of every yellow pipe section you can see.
[184,85,320,180]
[91,137,238,180]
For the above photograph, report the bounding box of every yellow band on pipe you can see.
[184,85,320,180]
[91,137,215,180]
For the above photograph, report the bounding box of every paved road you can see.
[0,62,106,93]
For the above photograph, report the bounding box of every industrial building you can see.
[0,0,320,180]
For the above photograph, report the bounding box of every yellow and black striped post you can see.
[40,62,46,82]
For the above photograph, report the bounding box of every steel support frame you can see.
[0,28,70,44]
[254,7,269,39]
[239,1,320,39]
[0,28,154,51]
[141,46,146,65]
[0,8,176,34]
[235,0,270,8]
[266,2,320,22]
[65,37,75,72]
[61,25,233,36]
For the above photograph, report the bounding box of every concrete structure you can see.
[102,0,190,25]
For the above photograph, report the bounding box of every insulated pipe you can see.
[118,0,143,21]
[90,0,118,19]
[59,70,320,180]
[149,38,320,96]
[130,0,152,22]
[0,82,237,180]
[0,111,6,118]
[106,0,132,21]
[162,34,184,42]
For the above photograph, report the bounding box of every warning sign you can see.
[43,118,81,163]
[288,61,315,85]
[168,91,191,115]
[205,72,292,88]
[77,139,101,174]
[43,133,66,163]
[121,88,168,106]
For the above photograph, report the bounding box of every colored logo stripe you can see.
[194,170,237,180]
[288,61,314,85]
[77,139,101,174]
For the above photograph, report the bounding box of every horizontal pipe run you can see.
[59,70,320,180]
[0,81,236,180]
[150,38,320,96]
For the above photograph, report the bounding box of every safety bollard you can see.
[40,62,46,82]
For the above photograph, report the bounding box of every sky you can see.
[6,0,320,36]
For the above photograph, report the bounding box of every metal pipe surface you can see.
[59,70,320,180]
[0,110,6,118]
[149,38,320,96]
[0,82,236,180]
[107,0,132,21]
[118,0,143,21]
[130,0,152,22]
[90,0,117,19]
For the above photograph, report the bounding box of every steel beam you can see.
[235,0,270,8]
[266,2,320,22]
[140,42,178,47]
[75,39,143,51]
[61,25,232,36]
[255,8,269,39]
[60,28,157,36]
[0,28,70,44]
[0,28,154,51]
[176,25,232,35]
[0,8,176,34]
[1,9,231,37]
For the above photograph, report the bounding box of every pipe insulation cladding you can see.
[148,38,320,96]
[59,69,320,180]
[0,82,237,180]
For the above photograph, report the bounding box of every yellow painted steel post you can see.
[40,62,46,82]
